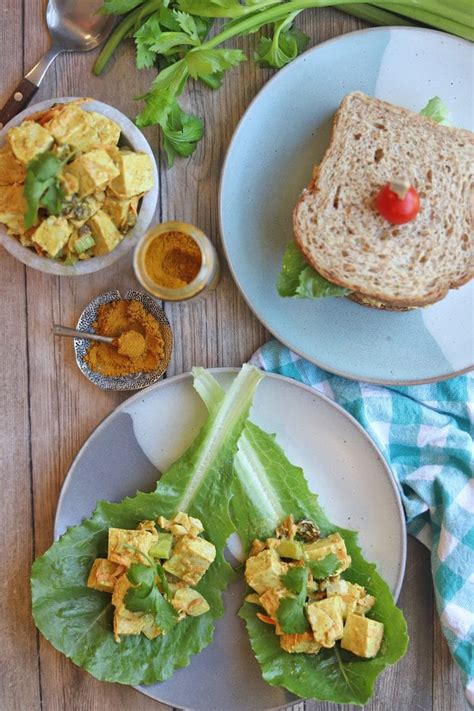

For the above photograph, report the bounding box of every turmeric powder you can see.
[85,300,165,377]
[145,231,202,289]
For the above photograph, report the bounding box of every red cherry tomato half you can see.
[376,183,420,225]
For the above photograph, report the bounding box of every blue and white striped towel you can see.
[251,339,473,702]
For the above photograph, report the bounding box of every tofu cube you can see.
[307,596,344,647]
[87,209,123,256]
[341,613,384,658]
[0,144,26,185]
[111,574,155,642]
[88,111,121,146]
[45,104,98,152]
[259,587,288,635]
[45,105,121,151]
[244,549,288,595]
[325,579,374,619]
[102,194,137,231]
[64,149,119,197]
[172,587,210,617]
[8,121,54,164]
[163,535,216,585]
[32,216,72,257]
[304,533,351,573]
[280,631,321,654]
[109,151,154,198]
[108,526,158,567]
[0,184,26,234]
[87,558,125,593]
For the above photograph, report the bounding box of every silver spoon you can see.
[0,0,114,128]
[53,324,114,344]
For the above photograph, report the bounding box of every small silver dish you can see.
[74,289,172,390]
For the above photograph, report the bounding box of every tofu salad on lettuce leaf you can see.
[31,364,263,685]
[278,97,451,299]
[230,420,408,705]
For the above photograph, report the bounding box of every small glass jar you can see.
[133,221,220,302]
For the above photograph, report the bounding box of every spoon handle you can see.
[0,47,60,129]
[0,78,38,129]
[53,325,114,344]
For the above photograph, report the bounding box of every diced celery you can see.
[149,532,173,560]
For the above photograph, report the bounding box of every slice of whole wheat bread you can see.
[293,92,474,308]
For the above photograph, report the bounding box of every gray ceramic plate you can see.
[219,28,474,385]
[55,368,406,711]
[0,97,159,275]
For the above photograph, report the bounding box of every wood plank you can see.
[433,601,468,711]
[0,1,42,708]
[19,2,168,708]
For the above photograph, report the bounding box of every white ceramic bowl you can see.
[0,97,159,276]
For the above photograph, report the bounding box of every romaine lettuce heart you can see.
[31,364,263,685]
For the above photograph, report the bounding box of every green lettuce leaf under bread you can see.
[232,419,409,705]
[31,364,263,685]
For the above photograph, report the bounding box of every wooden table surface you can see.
[0,3,467,710]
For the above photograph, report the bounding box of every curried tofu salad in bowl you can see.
[0,97,158,276]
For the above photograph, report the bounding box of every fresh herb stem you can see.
[93,0,162,74]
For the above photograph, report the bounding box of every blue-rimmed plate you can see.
[55,368,405,711]
[219,27,473,385]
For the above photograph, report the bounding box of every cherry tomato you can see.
[256,613,276,625]
[376,182,420,225]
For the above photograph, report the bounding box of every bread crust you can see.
[293,92,474,309]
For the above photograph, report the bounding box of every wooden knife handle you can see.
[0,78,38,129]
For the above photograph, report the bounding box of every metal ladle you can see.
[0,0,114,128]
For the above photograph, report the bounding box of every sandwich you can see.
[279,92,473,310]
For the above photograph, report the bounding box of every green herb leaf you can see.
[277,242,350,299]
[186,47,246,80]
[31,365,263,686]
[280,566,306,595]
[24,151,66,229]
[255,14,309,69]
[231,418,408,704]
[134,13,162,69]
[136,59,189,127]
[126,563,178,634]
[277,566,309,633]
[419,96,451,125]
[161,101,204,167]
[307,553,340,580]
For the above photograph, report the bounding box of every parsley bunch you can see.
[94,0,473,167]
[24,152,66,229]
[277,553,339,634]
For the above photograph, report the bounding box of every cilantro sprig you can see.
[276,553,340,634]
[24,151,67,229]
[126,560,179,633]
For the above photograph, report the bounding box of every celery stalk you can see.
[338,3,418,26]
[375,2,474,41]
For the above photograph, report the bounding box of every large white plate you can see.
[219,27,474,384]
[55,369,406,710]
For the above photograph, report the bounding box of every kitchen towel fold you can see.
[251,339,473,703]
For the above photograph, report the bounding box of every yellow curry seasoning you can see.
[144,231,202,289]
[85,300,165,377]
